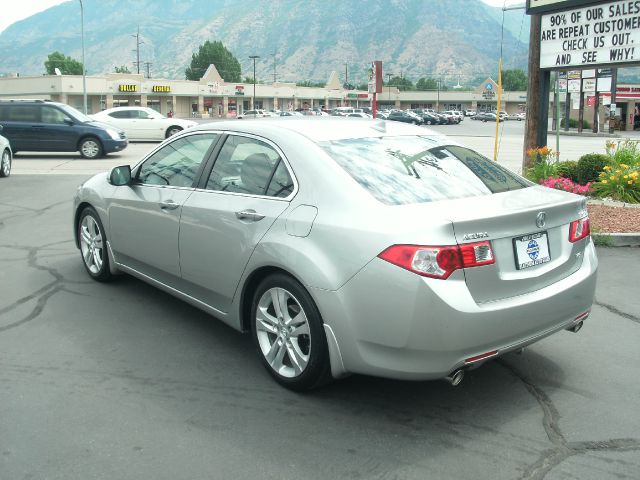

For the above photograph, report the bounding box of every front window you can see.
[58,104,92,123]
[137,133,218,187]
[320,136,531,205]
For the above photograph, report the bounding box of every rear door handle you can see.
[160,200,180,210]
[235,209,265,221]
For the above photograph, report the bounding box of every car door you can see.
[39,105,78,151]
[0,104,40,150]
[179,133,295,313]
[134,109,163,140]
[107,132,220,287]
[105,110,137,139]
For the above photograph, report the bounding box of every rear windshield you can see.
[320,136,531,205]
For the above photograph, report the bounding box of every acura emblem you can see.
[536,212,546,229]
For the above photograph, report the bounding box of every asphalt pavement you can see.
[0,174,639,479]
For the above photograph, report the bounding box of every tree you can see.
[44,51,83,75]
[502,69,528,91]
[416,77,438,91]
[185,40,241,82]
[385,75,413,91]
[295,80,326,87]
[114,65,131,74]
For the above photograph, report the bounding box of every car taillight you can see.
[569,217,590,242]
[378,241,495,279]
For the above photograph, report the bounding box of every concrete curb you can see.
[592,233,640,247]
[548,130,621,138]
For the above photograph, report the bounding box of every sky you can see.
[0,0,527,34]
[0,0,70,34]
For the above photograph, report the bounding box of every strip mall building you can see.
[0,64,638,131]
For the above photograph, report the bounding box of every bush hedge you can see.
[560,118,591,129]
[555,160,579,182]
[577,153,608,184]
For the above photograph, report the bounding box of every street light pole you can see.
[386,73,393,103]
[249,55,259,109]
[79,0,87,113]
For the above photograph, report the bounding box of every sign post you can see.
[369,61,383,118]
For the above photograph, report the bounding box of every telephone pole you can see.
[271,51,277,83]
[144,62,152,79]
[131,26,144,74]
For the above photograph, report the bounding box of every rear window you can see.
[320,136,531,205]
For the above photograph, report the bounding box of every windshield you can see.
[320,136,531,205]
[59,104,93,123]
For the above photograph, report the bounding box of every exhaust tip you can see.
[567,321,583,333]
[445,369,465,386]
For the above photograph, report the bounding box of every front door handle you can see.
[160,200,180,210]
[235,209,265,221]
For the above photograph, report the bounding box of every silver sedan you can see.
[73,119,597,390]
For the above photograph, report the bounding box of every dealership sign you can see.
[527,0,608,14]
[540,0,640,69]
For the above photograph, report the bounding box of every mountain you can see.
[0,0,530,86]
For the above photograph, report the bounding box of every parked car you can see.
[73,119,596,390]
[0,125,12,178]
[280,111,303,117]
[90,107,196,141]
[464,109,477,117]
[442,111,462,123]
[506,112,526,121]
[237,109,268,119]
[410,109,440,125]
[387,110,423,125]
[346,112,372,118]
[0,99,127,159]
[473,112,498,122]
[438,111,458,124]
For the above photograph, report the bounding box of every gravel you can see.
[587,203,640,233]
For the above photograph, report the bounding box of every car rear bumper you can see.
[103,138,128,154]
[311,240,598,381]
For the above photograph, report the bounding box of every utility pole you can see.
[144,62,152,79]
[131,26,143,74]
[272,51,277,83]
[78,0,87,114]
[345,63,348,88]
[523,14,550,173]
[609,68,617,134]
[386,73,393,102]
[249,55,259,109]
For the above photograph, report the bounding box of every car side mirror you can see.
[109,165,132,186]
[64,118,74,126]
[0,125,3,133]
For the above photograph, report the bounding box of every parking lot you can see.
[1,121,640,479]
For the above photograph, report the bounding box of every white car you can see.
[0,125,12,178]
[90,107,196,141]
[237,109,268,119]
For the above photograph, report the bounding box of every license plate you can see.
[513,232,551,270]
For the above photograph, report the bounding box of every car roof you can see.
[191,117,449,143]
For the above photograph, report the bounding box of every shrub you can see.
[576,153,608,184]
[592,164,640,203]
[525,146,559,183]
[555,160,579,183]
[540,177,592,195]
[560,118,591,129]
[606,139,640,168]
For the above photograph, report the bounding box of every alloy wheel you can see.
[79,214,104,274]
[0,150,10,177]
[81,139,100,158]
[255,287,311,378]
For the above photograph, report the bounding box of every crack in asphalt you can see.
[0,241,87,332]
[499,360,640,480]
[595,300,640,324]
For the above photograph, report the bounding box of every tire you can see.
[78,206,113,282]
[79,137,103,159]
[165,126,183,138]
[250,273,331,391]
[426,120,432,125]
[0,149,11,178]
